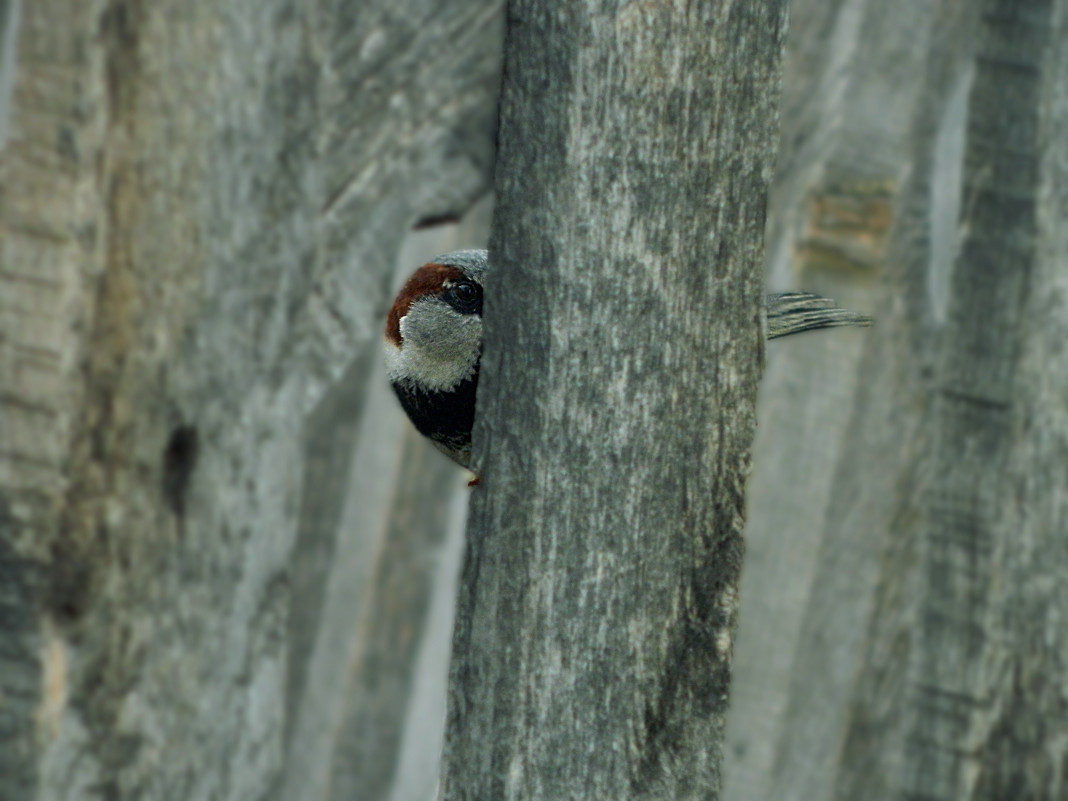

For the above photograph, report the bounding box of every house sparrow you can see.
[383,248,870,472]
[384,249,487,469]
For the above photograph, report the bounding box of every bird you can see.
[384,249,487,470]
[383,248,871,472]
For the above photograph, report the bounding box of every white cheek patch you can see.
[385,308,481,392]
[383,337,405,383]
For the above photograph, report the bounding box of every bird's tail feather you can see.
[765,292,872,340]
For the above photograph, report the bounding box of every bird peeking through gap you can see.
[383,249,871,479]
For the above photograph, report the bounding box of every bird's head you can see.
[383,249,487,393]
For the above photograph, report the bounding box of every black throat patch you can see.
[391,368,479,460]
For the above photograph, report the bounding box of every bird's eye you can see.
[446,280,482,315]
[452,281,477,303]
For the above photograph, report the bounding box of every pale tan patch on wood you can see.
[796,182,894,280]
[35,620,69,740]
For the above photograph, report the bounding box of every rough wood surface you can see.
[723,1,931,796]
[0,2,500,799]
[723,2,1068,801]
[438,3,787,800]
[831,2,1068,799]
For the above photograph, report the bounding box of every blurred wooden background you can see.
[1,0,1064,799]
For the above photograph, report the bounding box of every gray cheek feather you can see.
[390,298,482,391]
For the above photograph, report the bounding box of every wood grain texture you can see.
[891,3,1067,799]
[438,3,787,799]
[0,1,501,799]
[764,2,1068,800]
[725,2,937,800]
